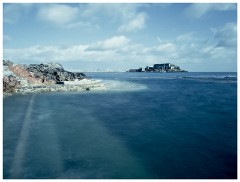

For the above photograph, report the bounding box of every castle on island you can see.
[127,63,187,73]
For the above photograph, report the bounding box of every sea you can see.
[3,72,237,179]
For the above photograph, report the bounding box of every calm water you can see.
[3,72,237,179]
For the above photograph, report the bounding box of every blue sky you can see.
[3,3,237,72]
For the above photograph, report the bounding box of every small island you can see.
[127,63,187,72]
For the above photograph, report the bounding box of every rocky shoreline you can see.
[3,60,106,96]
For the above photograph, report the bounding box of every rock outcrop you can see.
[25,63,86,82]
[3,60,105,96]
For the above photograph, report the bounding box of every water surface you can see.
[3,72,237,179]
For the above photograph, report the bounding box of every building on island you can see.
[127,63,187,72]
[145,63,186,72]
[153,63,171,70]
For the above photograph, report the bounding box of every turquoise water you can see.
[3,72,237,179]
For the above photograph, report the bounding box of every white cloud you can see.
[176,32,194,42]
[89,36,131,50]
[185,3,236,19]
[37,4,79,25]
[214,22,237,47]
[154,43,176,53]
[118,13,146,32]
[116,4,147,33]
[101,36,130,49]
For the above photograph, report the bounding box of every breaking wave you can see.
[101,80,148,91]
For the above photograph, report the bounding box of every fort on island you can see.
[128,63,187,72]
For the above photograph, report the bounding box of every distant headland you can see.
[127,63,187,73]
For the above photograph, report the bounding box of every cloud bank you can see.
[3,22,237,72]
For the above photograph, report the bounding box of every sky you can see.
[3,3,237,72]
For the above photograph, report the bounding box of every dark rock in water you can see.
[56,81,64,84]
[25,62,87,83]
[86,88,90,91]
